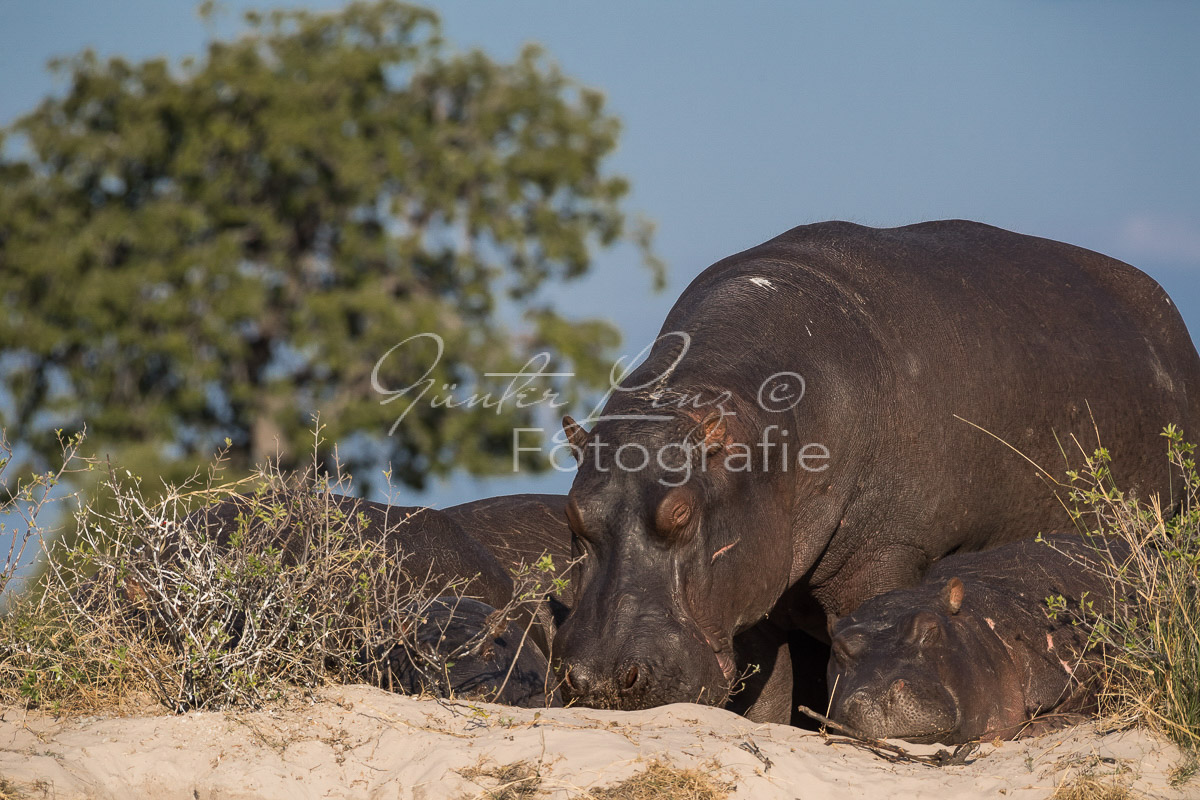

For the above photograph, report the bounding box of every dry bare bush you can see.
[0,433,554,713]
[0,428,91,600]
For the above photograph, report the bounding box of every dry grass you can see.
[1050,773,1136,800]
[457,760,542,800]
[587,760,732,800]
[1169,752,1198,787]
[0,776,50,800]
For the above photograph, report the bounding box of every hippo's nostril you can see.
[623,664,640,692]
[563,665,590,696]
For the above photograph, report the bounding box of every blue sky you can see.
[2,0,1198,507]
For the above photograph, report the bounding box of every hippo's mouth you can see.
[700,627,738,683]
[675,586,738,687]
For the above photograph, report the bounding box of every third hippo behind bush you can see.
[827,534,1123,743]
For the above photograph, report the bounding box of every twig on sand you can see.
[738,737,773,771]
[797,705,980,768]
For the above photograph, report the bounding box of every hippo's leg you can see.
[727,620,792,724]
[788,629,831,728]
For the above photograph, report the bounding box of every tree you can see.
[0,1,662,492]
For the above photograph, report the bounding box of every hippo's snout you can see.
[835,677,958,742]
[560,657,649,709]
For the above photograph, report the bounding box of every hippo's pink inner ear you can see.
[941,577,965,614]
[562,415,589,460]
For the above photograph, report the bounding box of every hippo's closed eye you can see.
[832,630,867,664]
[654,487,695,544]
[905,611,945,646]
[565,498,591,542]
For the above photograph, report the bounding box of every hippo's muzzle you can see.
[835,678,959,742]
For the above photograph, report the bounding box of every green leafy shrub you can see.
[1063,425,1200,751]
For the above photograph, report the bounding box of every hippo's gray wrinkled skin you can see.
[443,494,574,590]
[369,596,560,708]
[554,220,1200,723]
[827,534,1119,743]
[443,493,575,633]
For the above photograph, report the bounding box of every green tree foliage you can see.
[0,1,662,491]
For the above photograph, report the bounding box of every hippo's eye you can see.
[832,631,866,664]
[905,611,944,646]
[654,488,694,544]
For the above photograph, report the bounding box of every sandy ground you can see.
[0,685,1191,799]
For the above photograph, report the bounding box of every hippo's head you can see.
[827,577,981,743]
[552,408,794,711]
[370,597,559,708]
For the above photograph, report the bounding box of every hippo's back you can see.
[645,220,1199,565]
[668,220,1199,429]
[443,494,573,602]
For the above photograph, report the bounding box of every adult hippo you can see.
[827,534,1120,743]
[554,219,1200,723]
[443,494,574,592]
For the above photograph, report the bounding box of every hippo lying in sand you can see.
[202,492,571,706]
[443,493,575,624]
[94,491,567,708]
[827,534,1119,743]
[369,493,576,708]
[367,596,560,707]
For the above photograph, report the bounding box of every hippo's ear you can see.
[700,410,724,453]
[562,416,589,460]
[940,577,965,615]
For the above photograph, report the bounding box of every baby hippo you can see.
[827,534,1119,743]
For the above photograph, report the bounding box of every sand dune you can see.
[0,685,1189,799]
